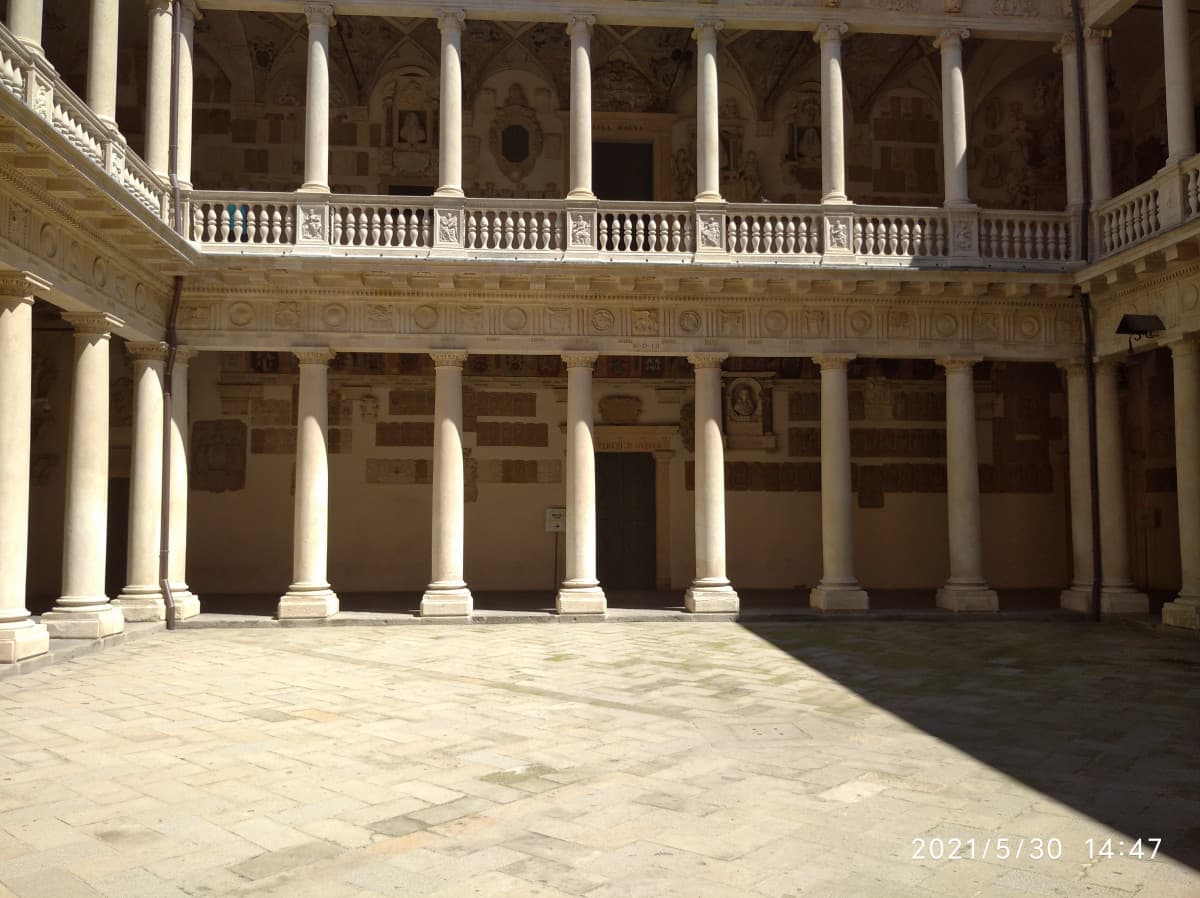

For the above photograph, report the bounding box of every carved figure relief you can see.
[191,420,248,492]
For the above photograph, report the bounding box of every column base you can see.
[0,622,50,664]
[42,603,125,639]
[420,587,473,618]
[936,584,998,612]
[810,584,869,611]
[113,592,166,622]
[1162,597,1200,630]
[556,585,606,615]
[278,587,338,620]
[1099,588,1149,615]
[685,583,739,614]
[1060,586,1095,613]
[296,182,330,194]
[434,185,465,198]
[167,589,201,621]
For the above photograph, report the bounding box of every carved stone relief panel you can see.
[191,420,247,492]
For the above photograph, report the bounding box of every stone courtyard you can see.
[0,620,1197,898]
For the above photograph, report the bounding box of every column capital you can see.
[146,0,171,14]
[1094,357,1121,375]
[172,347,200,364]
[294,348,335,365]
[688,352,727,369]
[936,354,982,371]
[1055,358,1087,374]
[813,353,855,370]
[438,9,466,33]
[1170,336,1200,358]
[567,13,596,37]
[1053,32,1076,55]
[814,22,848,44]
[303,3,335,29]
[63,312,122,335]
[692,19,724,40]
[430,349,468,367]
[562,350,599,369]
[933,28,969,50]
[1085,27,1112,42]
[126,341,169,363]
[0,271,49,303]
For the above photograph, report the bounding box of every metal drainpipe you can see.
[158,0,186,629]
[1070,0,1103,622]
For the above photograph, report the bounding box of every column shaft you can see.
[1085,30,1113,204]
[0,279,49,663]
[1163,0,1196,164]
[811,355,866,609]
[176,3,196,187]
[8,0,43,49]
[567,15,595,199]
[558,352,605,614]
[87,0,119,126]
[279,350,338,618]
[43,314,124,638]
[145,1,172,177]
[1059,362,1094,611]
[422,351,472,616]
[816,24,848,203]
[301,4,333,193]
[1057,36,1085,209]
[1165,341,1200,628]
[936,30,970,206]
[167,349,199,618]
[686,354,738,612]
[936,358,996,611]
[693,20,723,202]
[114,344,167,621]
[1095,361,1148,612]
[436,11,465,197]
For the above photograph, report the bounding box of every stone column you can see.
[1085,29,1113,204]
[686,353,738,613]
[114,343,167,621]
[811,355,867,610]
[935,357,997,611]
[0,275,49,663]
[1056,34,1085,211]
[43,313,124,638]
[567,14,596,200]
[558,352,606,614]
[144,0,172,178]
[8,0,44,50]
[935,29,970,207]
[436,10,466,197]
[1164,340,1200,628]
[1163,0,1196,165]
[167,348,199,618]
[87,0,120,128]
[815,23,849,204]
[300,3,334,193]
[422,350,472,617]
[176,1,198,188]
[693,19,724,202]
[1094,361,1148,613]
[279,349,338,619]
[1058,361,1094,612]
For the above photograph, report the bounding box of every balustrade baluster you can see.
[683,217,694,252]
[217,207,231,242]
[193,205,204,241]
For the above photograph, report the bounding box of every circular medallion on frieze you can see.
[679,309,702,333]
[848,310,872,335]
[39,223,57,260]
[228,302,254,327]
[935,313,958,337]
[1017,314,1041,339]
[502,307,528,331]
[92,257,108,288]
[1183,283,1199,312]
[323,304,348,328]
[134,283,148,313]
[413,305,439,330]
[591,308,615,332]
[763,310,788,336]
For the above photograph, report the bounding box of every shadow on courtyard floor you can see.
[741,619,1200,871]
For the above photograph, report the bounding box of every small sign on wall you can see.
[545,507,566,533]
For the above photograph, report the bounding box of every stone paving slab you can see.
[0,621,1197,897]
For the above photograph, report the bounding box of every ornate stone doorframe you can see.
[592,425,676,591]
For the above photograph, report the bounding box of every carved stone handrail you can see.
[186,190,1080,271]
[0,25,171,222]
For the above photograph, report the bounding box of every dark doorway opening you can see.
[105,478,129,600]
[596,452,656,590]
[593,142,654,201]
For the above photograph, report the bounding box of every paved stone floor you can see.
[0,620,1197,898]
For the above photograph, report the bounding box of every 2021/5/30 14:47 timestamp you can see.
[1087,838,1163,860]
